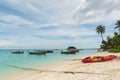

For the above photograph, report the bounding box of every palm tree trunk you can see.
[119,28,120,35]
[101,33,104,41]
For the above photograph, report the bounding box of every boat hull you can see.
[28,51,46,55]
[82,55,117,63]
[61,51,76,54]
[12,51,24,54]
[46,50,53,53]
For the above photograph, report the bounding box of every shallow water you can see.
[0,49,97,80]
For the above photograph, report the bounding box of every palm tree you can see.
[115,20,120,35]
[96,25,105,41]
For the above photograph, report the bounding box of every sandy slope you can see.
[16,51,120,80]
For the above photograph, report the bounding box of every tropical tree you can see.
[115,20,120,35]
[112,32,120,49]
[96,25,105,41]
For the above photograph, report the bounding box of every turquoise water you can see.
[0,49,97,80]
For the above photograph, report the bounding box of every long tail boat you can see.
[28,50,46,55]
[12,51,24,54]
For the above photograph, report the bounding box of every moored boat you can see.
[12,51,24,54]
[61,46,79,54]
[67,46,79,52]
[61,50,76,54]
[28,50,46,55]
[46,50,53,53]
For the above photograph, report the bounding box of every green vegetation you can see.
[96,20,120,53]
[109,49,120,53]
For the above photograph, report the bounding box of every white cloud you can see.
[0,40,14,47]
[36,26,96,39]
[1,0,81,25]
[1,0,119,48]
[0,13,33,28]
[75,0,120,24]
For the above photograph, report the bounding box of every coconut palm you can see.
[96,25,105,41]
[115,20,120,35]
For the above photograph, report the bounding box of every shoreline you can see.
[0,50,88,80]
[14,51,120,80]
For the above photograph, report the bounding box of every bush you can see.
[117,45,120,50]
[109,49,120,53]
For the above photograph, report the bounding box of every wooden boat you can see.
[12,51,24,54]
[28,50,46,55]
[67,46,79,52]
[67,46,76,49]
[61,50,76,54]
[82,55,117,63]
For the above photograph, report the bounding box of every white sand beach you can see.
[15,51,120,80]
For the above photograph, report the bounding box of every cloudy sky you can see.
[0,0,120,49]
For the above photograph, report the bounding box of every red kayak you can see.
[82,55,117,63]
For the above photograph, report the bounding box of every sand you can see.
[15,51,120,80]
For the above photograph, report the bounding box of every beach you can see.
[14,51,120,80]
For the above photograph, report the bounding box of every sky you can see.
[0,0,120,49]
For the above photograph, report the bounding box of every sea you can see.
[0,49,97,80]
